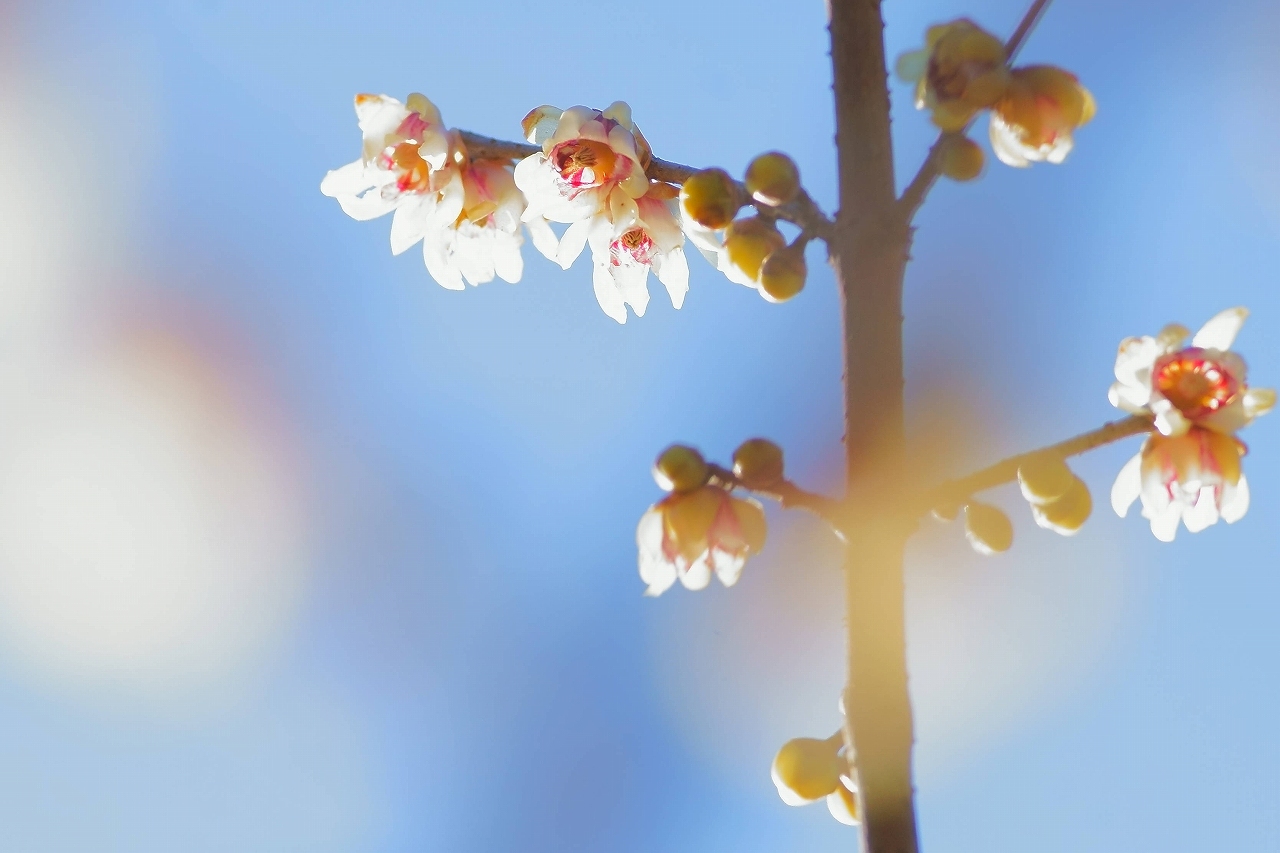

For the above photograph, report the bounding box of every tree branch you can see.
[456,130,835,239]
[895,0,1056,224]
[706,464,847,534]
[921,414,1154,515]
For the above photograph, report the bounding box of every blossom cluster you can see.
[322,95,697,324]
[896,19,1095,171]
[1109,308,1274,541]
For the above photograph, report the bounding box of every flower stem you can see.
[922,414,1154,514]
[895,0,1057,224]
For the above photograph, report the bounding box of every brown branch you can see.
[894,0,1056,224]
[922,414,1154,515]
[456,130,835,239]
[706,464,847,534]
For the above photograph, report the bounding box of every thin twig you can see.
[707,464,847,532]
[920,414,1153,515]
[895,0,1056,224]
[456,130,835,239]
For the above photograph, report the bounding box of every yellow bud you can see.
[758,245,807,302]
[724,217,786,283]
[964,502,1013,555]
[730,495,768,554]
[1031,476,1092,535]
[653,444,709,493]
[826,779,860,827]
[771,738,844,806]
[680,168,741,230]
[1017,452,1074,505]
[732,438,785,489]
[745,151,801,206]
[938,135,984,182]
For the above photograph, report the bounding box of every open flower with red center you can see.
[1112,428,1251,542]
[320,93,464,247]
[1109,307,1275,437]
[989,66,1095,167]
[556,182,688,323]
[635,485,767,597]
[422,150,527,290]
[895,19,1010,132]
[514,102,651,254]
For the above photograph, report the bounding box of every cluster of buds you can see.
[896,19,1095,176]
[679,154,810,303]
[636,444,768,597]
[950,456,1093,556]
[771,735,860,827]
[1108,308,1274,541]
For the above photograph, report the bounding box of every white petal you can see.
[678,557,712,591]
[1108,381,1152,414]
[525,217,559,261]
[613,263,651,317]
[1152,398,1191,437]
[712,549,746,588]
[1182,487,1219,533]
[389,196,431,254]
[989,113,1030,168]
[1221,474,1250,524]
[1111,452,1143,518]
[1148,502,1182,542]
[1192,307,1248,351]
[894,49,928,83]
[337,189,397,221]
[320,160,372,197]
[656,248,689,310]
[423,229,465,291]
[493,235,524,284]
[592,264,628,324]
[557,219,591,269]
[1244,388,1276,420]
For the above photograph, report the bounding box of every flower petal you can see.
[1111,451,1143,518]
[1221,474,1250,524]
[557,219,591,269]
[321,160,372,197]
[592,263,628,324]
[1192,307,1248,351]
[656,247,690,310]
[423,228,465,291]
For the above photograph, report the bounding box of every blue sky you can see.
[0,0,1277,851]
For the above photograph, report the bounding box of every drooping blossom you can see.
[1111,428,1250,542]
[563,183,688,323]
[1108,307,1276,437]
[423,153,526,290]
[895,19,1010,131]
[320,93,463,250]
[636,485,766,597]
[514,102,650,238]
[989,65,1095,167]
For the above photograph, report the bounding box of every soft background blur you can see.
[0,0,1276,850]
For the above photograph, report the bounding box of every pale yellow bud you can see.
[745,151,801,206]
[680,168,741,230]
[1017,452,1074,505]
[653,445,709,493]
[724,217,786,283]
[938,134,985,182]
[771,737,844,806]
[1031,476,1092,535]
[758,245,807,303]
[826,779,861,826]
[964,502,1013,554]
[732,438,785,489]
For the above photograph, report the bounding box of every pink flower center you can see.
[611,228,654,267]
[378,142,433,194]
[396,112,430,142]
[550,139,618,190]
[1152,347,1240,419]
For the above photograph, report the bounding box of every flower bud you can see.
[938,134,985,182]
[826,778,860,827]
[771,737,844,806]
[1017,452,1074,505]
[1031,476,1092,535]
[724,216,786,283]
[680,168,741,230]
[931,500,962,522]
[732,438,785,489]
[964,502,1013,555]
[758,245,807,303]
[745,151,801,206]
[653,444,709,493]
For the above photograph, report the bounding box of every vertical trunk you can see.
[827,1,918,852]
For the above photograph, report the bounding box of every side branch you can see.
[921,414,1153,513]
[456,130,835,239]
[707,464,847,533]
[894,0,1055,224]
